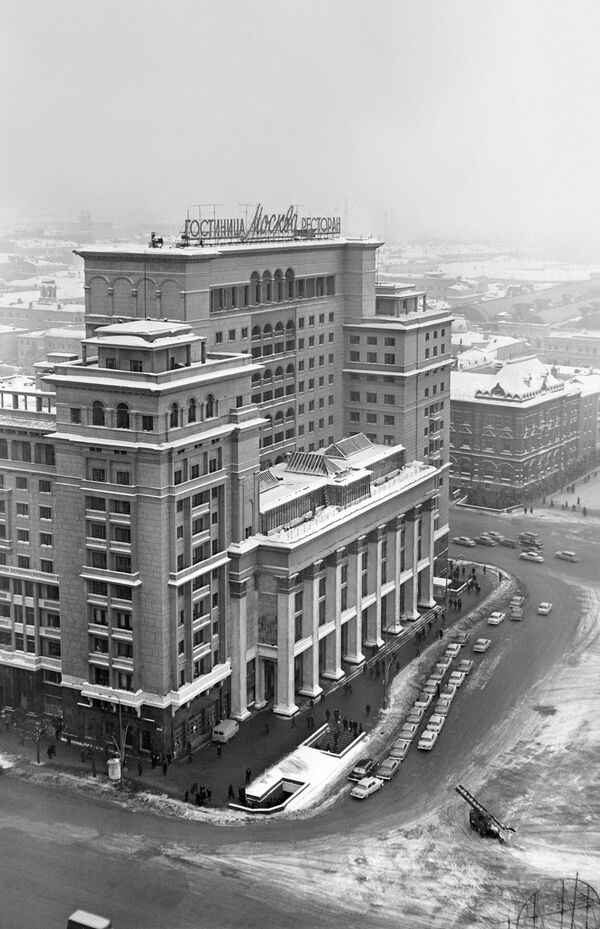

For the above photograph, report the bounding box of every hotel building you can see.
[0,215,452,754]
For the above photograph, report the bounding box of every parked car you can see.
[448,670,466,688]
[389,738,410,760]
[456,658,474,674]
[510,607,523,621]
[440,683,458,701]
[377,755,402,781]
[519,531,541,542]
[426,713,445,733]
[472,637,492,653]
[499,537,517,548]
[435,657,452,673]
[414,691,434,709]
[406,707,425,725]
[434,697,452,716]
[452,536,476,547]
[348,758,379,781]
[554,550,578,562]
[429,667,445,684]
[537,601,553,615]
[475,535,498,546]
[487,611,506,625]
[510,595,525,608]
[351,776,385,799]
[423,679,439,695]
[417,729,439,751]
[485,530,504,541]
[398,723,419,742]
[445,643,462,659]
[520,551,545,563]
[451,631,470,646]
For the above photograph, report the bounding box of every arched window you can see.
[252,372,261,384]
[251,325,261,338]
[250,271,261,305]
[188,398,197,423]
[170,403,179,428]
[286,319,295,331]
[275,366,284,378]
[285,268,295,299]
[263,368,273,380]
[275,320,284,332]
[92,401,105,426]
[205,394,216,419]
[285,363,294,376]
[116,403,130,429]
[262,270,272,303]
[263,323,272,336]
[274,411,284,423]
[286,407,294,419]
[274,269,284,301]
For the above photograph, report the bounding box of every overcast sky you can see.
[2,0,599,245]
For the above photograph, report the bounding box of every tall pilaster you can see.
[273,574,299,717]
[418,498,437,608]
[364,525,386,647]
[229,578,251,721]
[386,515,405,633]
[322,549,344,681]
[404,506,421,620]
[344,538,366,664]
[299,562,323,698]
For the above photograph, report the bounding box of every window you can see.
[116,403,130,428]
[425,348,430,359]
[384,415,395,425]
[18,555,30,569]
[105,357,116,369]
[350,351,359,362]
[16,503,29,517]
[215,332,223,344]
[17,528,29,542]
[384,354,395,364]
[111,499,130,515]
[115,471,131,486]
[188,399,197,423]
[350,335,360,344]
[170,403,179,428]
[71,408,82,424]
[366,393,377,403]
[92,401,105,426]
[350,411,360,422]
[385,337,395,346]
[367,336,377,345]
[86,496,105,511]
[88,550,107,569]
[16,476,28,489]
[39,480,51,493]
[142,415,154,431]
[40,506,52,520]
[114,555,131,574]
[366,413,377,424]
[367,352,377,363]
[41,559,54,574]
[228,329,235,341]
[129,360,142,372]
[113,526,130,543]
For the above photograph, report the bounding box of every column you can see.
[344,539,365,665]
[403,506,421,620]
[299,563,323,698]
[363,526,385,647]
[107,286,114,317]
[418,500,436,608]
[228,579,251,721]
[322,549,344,681]
[273,574,298,717]
[386,516,405,633]
[255,658,266,709]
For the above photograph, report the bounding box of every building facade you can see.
[0,220,451,754]
[450,356,598,507]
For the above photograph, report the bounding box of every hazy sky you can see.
[2,0,600,244]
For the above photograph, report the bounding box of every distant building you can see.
[450,356,598,507]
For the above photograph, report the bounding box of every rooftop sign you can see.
[180,204,341,245]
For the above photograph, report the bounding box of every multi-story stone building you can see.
[0,216,451,754]
[450,356,598,507]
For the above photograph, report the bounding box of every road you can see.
[2,506,599,929]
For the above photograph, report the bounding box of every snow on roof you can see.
[452,356,567,403]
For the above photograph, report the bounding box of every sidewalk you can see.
[0,565,499,810]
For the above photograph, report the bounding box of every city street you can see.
[2,505,599,928]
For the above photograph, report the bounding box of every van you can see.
[212,718,240,743]
[554,550,578,562]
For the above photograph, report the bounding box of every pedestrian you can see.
[47,746,53,759]
[483,565,486,575]
[461,565,465,576]
[326,743,331,752]
[358,722,363,734]
[365,704,371,717]
[196,792,202,806]
[265,722,269,736]
[325,708,331,722]
[348,683,353,695]
[578,497,581,505]
[184,790,189,803]
[138,761,143,777]
[291,714,296,728]
[245,767,252,785]
[162,760,168,776]
[228,784,235,800]
[343,716,348,730]
[151,753,156,769]
[217,744,221,759]
[333,732,339,749]
[166,751,172,765]
[396,660,400,672]
[458,597,462,610]
[334,708,339,722]
[306,714,311,729]
[436,683,441,697]
[206,786,212,802]
[192,781,198,795]
[310,698,314,709]
[471,567,476,576]
[238,786,244,803]
[438,628,443,639]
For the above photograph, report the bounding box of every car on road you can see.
[451,631,470,646]
[351,776,384,799]
[475,535,498,546]
[473,637,492,653]
[520,551,545,563]
[434,697,452,717]
[452,535,476,547]
[554,550,578,562]
[445,643,462,659]
[414,691,433,709]
[348,758,379,781]
[487,611,506,625]
[389,738,410,760]
[448,670,466,688]
[417,729,439,751]
[510,607,523,621]
[457,659,474,674]
[510,595,525,607]
[426,714,445,733]
[537,601,553,615]
[406,706,425,725]
[440,683,458,701]
[377,755,402,781]
[398,722,419,742]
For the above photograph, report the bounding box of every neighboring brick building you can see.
[0,218,451,754]
[450,356,599,507]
